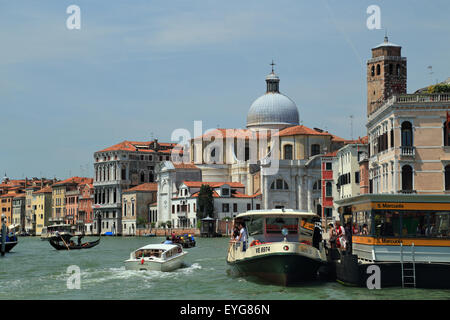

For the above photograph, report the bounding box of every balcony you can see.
[400,146,415,157]
[397,189,417,194]
[177,211,187,217]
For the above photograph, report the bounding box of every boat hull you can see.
[228,253,323,286]
[333,253,450,289]
[3,241,18,253]
[125,253,186,272]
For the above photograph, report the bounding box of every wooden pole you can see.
[60,235,70,251]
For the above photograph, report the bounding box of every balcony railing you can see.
[400,146,415,157]
[398,189,417,194]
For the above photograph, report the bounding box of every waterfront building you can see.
[122,182,157,235]
[186,69,352,214]
[156,162,202,226]
[12,194,26,228]
[51,177,92,228]
[33,186,53,235]
[366,37,450,194]
[93,139,176,235]
[320,151,337,225]
[25,186,40,233]
[78,182,94,234]
[1,191,16,226]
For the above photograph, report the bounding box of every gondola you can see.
[4,241,18,253]
[49,237,100,250]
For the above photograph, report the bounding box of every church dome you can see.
[246,67,299,130]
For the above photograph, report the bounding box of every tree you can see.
[136,216,146,228]
[197,184,214,220]
[166,220,172,229]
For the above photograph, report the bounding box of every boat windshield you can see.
[266,217,298,234]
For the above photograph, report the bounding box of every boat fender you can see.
[141,258,145,265]
[283,245,289,251]
[177,247,182,253]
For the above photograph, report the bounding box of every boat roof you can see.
[235,209,318,219]
[135,244,179,251]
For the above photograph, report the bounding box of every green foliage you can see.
[136,216,146,227]
[222,216,232,221]
[159,222,166,229]
[427,84,450,93]
[151,222,156,229]
[196,184,214,219]
[166,220,172,229]
[197,220,202,229]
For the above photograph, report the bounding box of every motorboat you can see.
[226,209,327,286]
[125,244,187,272]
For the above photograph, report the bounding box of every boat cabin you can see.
[132,244,182,260]
[235,209,320,246]
[336,194,450,263]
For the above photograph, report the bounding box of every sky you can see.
[1,0,449,180]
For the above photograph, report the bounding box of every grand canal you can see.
[1,237,449,300]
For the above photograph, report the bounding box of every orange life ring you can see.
[250,240,261,247]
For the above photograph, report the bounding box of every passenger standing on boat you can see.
[328,224,337,248]
[163,237,173,244]
[335,222,346,249]
[237,222,248,252]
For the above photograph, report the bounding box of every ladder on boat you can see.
[400,243,416,288]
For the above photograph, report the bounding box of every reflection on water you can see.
[0,237,449,300]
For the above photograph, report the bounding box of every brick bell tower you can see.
[367,35,407,117]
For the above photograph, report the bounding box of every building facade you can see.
[122,183,157,235]
[33,186,53,235]
[366,37,450,194]
[93,140,176,235]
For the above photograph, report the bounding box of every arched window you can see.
[371,66,375,77]
[270,179,289,190]
[401,165,413,192]
[325,182,332,197]
[445,165,450,191]
[401,121,413,146]
[284,144,293,160]
[376,64,381,75]
[311,144,320,156]
[211,148,216,158]
[140,172,145,183]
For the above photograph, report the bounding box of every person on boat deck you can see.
[361,224,369,235]
[335,222,346,249]
[237,222,248,251]
[352,223,359,235]
[163,236,173,244]
[171,232,176,242]
[328,224,337,249]
[69,240,75,247]
[231,226,239,240]
[77,235,83,246]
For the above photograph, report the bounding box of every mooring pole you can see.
[1,214,6,256]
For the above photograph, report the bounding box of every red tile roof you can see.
[173,163,199,170]
[277,126,332,137]
[52,177,93,187]
[123,183,158,193]
[34,186,53,194]
[97,140,177,153]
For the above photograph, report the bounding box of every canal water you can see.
[0,237,449,300]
